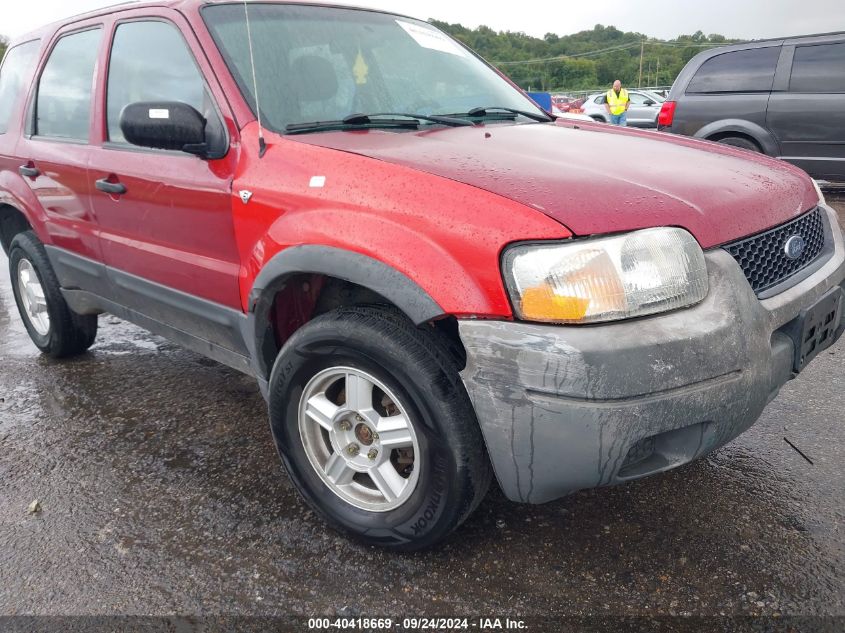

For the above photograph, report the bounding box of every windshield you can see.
[202,3,547,132]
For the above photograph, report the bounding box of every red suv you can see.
[1,1,843,550]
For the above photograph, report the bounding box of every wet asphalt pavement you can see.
[0,199,844,627]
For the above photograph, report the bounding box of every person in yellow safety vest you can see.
[605,79,630,126]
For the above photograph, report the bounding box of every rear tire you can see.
[268,305,492,551]
[715,136,761,152]
[8,231,97,358]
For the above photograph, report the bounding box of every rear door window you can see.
[106,20,207,142]
[686,47,780,94]
[0,40,40,134]
[35,28,102,140]
[790,42,845,93]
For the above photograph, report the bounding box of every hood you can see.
[293,121,820,249]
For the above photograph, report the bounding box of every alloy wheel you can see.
[298,366,421,512]
[17,258,50,336]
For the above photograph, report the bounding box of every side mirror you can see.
[119,101,208,157]
[643,100,656,106]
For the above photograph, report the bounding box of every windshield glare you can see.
[203,4,547,132]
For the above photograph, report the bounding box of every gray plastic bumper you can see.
[459,205,845,503]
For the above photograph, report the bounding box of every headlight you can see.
[812,179,827,206]
[503,228,709,324]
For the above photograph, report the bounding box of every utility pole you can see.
[656,57,660,88]
[638,38,644,88]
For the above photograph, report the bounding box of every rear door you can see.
[86,9,242,310]
[766,37,845,181]
[14,24,104,263]
[0,39,41,244]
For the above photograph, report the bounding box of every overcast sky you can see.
[3,0,844,40]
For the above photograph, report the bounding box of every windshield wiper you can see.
[344,112,474,127]
[285,116,420,135]
[452,106,553,123]
[285,112,473,135]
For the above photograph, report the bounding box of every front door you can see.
[87,12,242,311]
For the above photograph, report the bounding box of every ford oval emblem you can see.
[784,235,806,260]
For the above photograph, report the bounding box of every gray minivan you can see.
[658,32,845,182]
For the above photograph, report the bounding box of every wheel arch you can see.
[695,119,779,156]
[0,169,51,254]
[0,203,34,255]
[246,245,447,380]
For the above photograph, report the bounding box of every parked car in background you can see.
[507,92,590,119]
[643,90,667,104]
[551,94,574,112]
[659,32,845,182]
[582,89,663,126]
[1,0,843,551]
[566,96,587,112]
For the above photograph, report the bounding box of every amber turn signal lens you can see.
[521,286,591,321]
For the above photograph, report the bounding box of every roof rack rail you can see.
[63,0,140,22]
[735,30,845,46]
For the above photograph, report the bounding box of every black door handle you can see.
[19,164,40,178]
[95,178,127,195]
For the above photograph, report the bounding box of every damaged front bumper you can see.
[459,205,845,504]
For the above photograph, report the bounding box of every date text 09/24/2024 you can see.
[307,618,528,630]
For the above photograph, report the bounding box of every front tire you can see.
[268,306,491,550]
[8,231,97,358]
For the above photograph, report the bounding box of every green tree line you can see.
[430,21,738,93]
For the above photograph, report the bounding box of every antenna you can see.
[243,0,267,157]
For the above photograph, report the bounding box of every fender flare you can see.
[246,245,445,378]
[693,119,779,156]
[0,175,49,251]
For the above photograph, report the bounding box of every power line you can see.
[493,40,726,66]
[495,41,641,65]
[657,41,730,47]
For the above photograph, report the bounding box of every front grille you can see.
[723,208,826,295]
